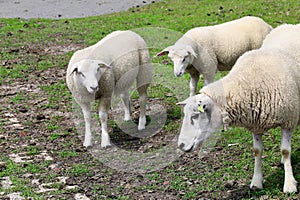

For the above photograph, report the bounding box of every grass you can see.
[1,0,300,199]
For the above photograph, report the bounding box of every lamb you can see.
[66,30,152,148]
[177,24,300,193]
[157,16,272,96]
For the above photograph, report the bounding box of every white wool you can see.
[158,16,272,96]
[178,23,300,193]
[66,30,152,147]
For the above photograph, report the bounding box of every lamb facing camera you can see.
[66,30,153,148]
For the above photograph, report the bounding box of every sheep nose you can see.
[90,86,99,91]
[179,143,185,150]
[176,72,183,77]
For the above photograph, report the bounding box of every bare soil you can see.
[0,43,257,199]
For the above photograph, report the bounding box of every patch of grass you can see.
[26,146,39,156]
[49,133,60,140]
[59,150,77,158]
[40,80,71,109]
[65,163,91,177]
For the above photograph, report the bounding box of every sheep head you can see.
[177,93,223,152]
[157,45,197,77]
[70,59,111,94]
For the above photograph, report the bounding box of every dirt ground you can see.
[0,38,254,200]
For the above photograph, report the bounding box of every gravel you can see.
[0,0,157,19]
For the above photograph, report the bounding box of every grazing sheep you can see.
[66,30,152,148]
[157,16,272,96]
[177,24,300,193]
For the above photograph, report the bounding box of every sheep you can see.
[176,24,300,193]
[66,30,152,148]
[156,16,272,96]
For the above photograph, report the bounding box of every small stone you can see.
[4,113,14,117]
[9,118,19,123]
[66,185,79,190]
[19,106,28,113]
[13,124,24,130]
[74,193,90,200]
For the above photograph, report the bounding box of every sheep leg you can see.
[281,129,297,193]
[80,102,93,147]
[120,91,131,121]
[250,133,263,189]
[202,66,216,87]
[98,98,111,148]
[137,84,149,130]
[189,71,200,96]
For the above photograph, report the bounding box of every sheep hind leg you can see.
[120,91,131,121]
[189,70,199,97]
[250,133,263,189]
[98,98,111,148]
[137,84,149,131]
[80,102,92,147]
[281,129,297,193]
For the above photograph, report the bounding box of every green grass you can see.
[59,150,77,158]
[65,163,91,177]
[1,0,300,199]
[26,146,40,156]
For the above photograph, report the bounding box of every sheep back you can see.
[261,24,300,64]
[182,16,272,70]
[201,49,300,133]
[66,30,152,101]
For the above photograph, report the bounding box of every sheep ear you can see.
[69,63,79,76]
[176,101,187,107]
[186,45,197,58]
[71,67,78,74]
[156,46,173,57]
[98,63,111,69]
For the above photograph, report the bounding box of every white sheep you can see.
[157,16,272,96]
[66,30,152,148]
[177,24,300,193]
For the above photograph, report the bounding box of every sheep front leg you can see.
[281,129,297,193]
[80,102,93,147]
[99,98,111,148]
[250,133,263,189]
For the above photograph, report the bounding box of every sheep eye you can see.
[77,72,85,77]
[191,113,199,120]
[182,57,186,62]
[190,113,199,125]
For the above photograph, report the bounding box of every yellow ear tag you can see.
[198,104,204,113]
